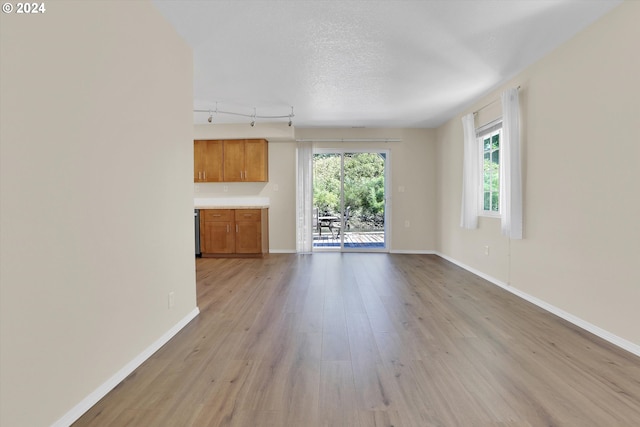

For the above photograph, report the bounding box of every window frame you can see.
[477,118,502,217]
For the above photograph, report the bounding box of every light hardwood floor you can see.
[73,254,640,426]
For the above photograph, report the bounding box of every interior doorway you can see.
[312,150,388,252]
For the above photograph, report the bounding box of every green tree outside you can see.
[483,133,500,212]
[313,153,385,230]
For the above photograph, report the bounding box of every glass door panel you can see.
[312,153,341,250]
[343,152,386,249]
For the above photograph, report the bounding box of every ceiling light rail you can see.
[195,105,295,126]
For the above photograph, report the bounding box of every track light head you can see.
[207,111,213,123]
[288,118,292,127]
[250,120,255,127]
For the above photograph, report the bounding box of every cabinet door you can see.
[194,140,206,182]
[203,140,223,182]
[223,140,245,182]
[202,221,235,253]
[194,140,223,182]
[235,221,261,253]
[244,139,268,182]
[200,210,235,254]
[235,209,262,254]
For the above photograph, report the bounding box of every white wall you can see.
[0,2,196,426]
[436,1,640,349]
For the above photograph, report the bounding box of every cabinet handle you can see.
[245,170,248,180]
[198,171,201,180]
[213,214,221,217]
[226,224,229,233]
[203,171,206,180]
[236,224,239,233]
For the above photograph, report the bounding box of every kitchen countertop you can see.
[194,197,269,210]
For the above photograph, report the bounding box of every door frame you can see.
[312,148,391,253]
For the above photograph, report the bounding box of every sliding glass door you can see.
[312,150,388,251]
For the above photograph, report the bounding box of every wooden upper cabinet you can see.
[244,139,268,182]
[223,139,268,182]
[194,139,268,183]
[194,140,223,182]
[222,140,245,182]
[194,140,206,181]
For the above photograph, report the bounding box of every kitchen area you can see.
[193,138,271,257]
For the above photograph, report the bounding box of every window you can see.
[477,120,502,214]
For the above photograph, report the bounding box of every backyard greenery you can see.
[313,153,385,230]
[483,133,500,212]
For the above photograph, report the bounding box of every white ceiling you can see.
[152,0,621,128]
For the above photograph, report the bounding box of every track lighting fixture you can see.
[194,104,295,126]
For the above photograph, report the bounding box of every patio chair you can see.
[314,207,334,238]
[333,206,351,237]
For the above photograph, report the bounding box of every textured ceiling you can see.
[152,0,621,128]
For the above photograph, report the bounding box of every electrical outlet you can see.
[195,184,200,193]
[484,246,490,256]
[223,185,229,192]
[168,292,175,309]
[398,185,406,193]
[404,220,410,228]
[274,184,279,191]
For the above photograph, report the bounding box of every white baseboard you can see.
[268,249,437,255]
[389,250,436,254]
[435,252,640,358]
[51,307,200,427]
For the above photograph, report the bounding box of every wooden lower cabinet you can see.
[201,209,235,254]
[200,208,268,257]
